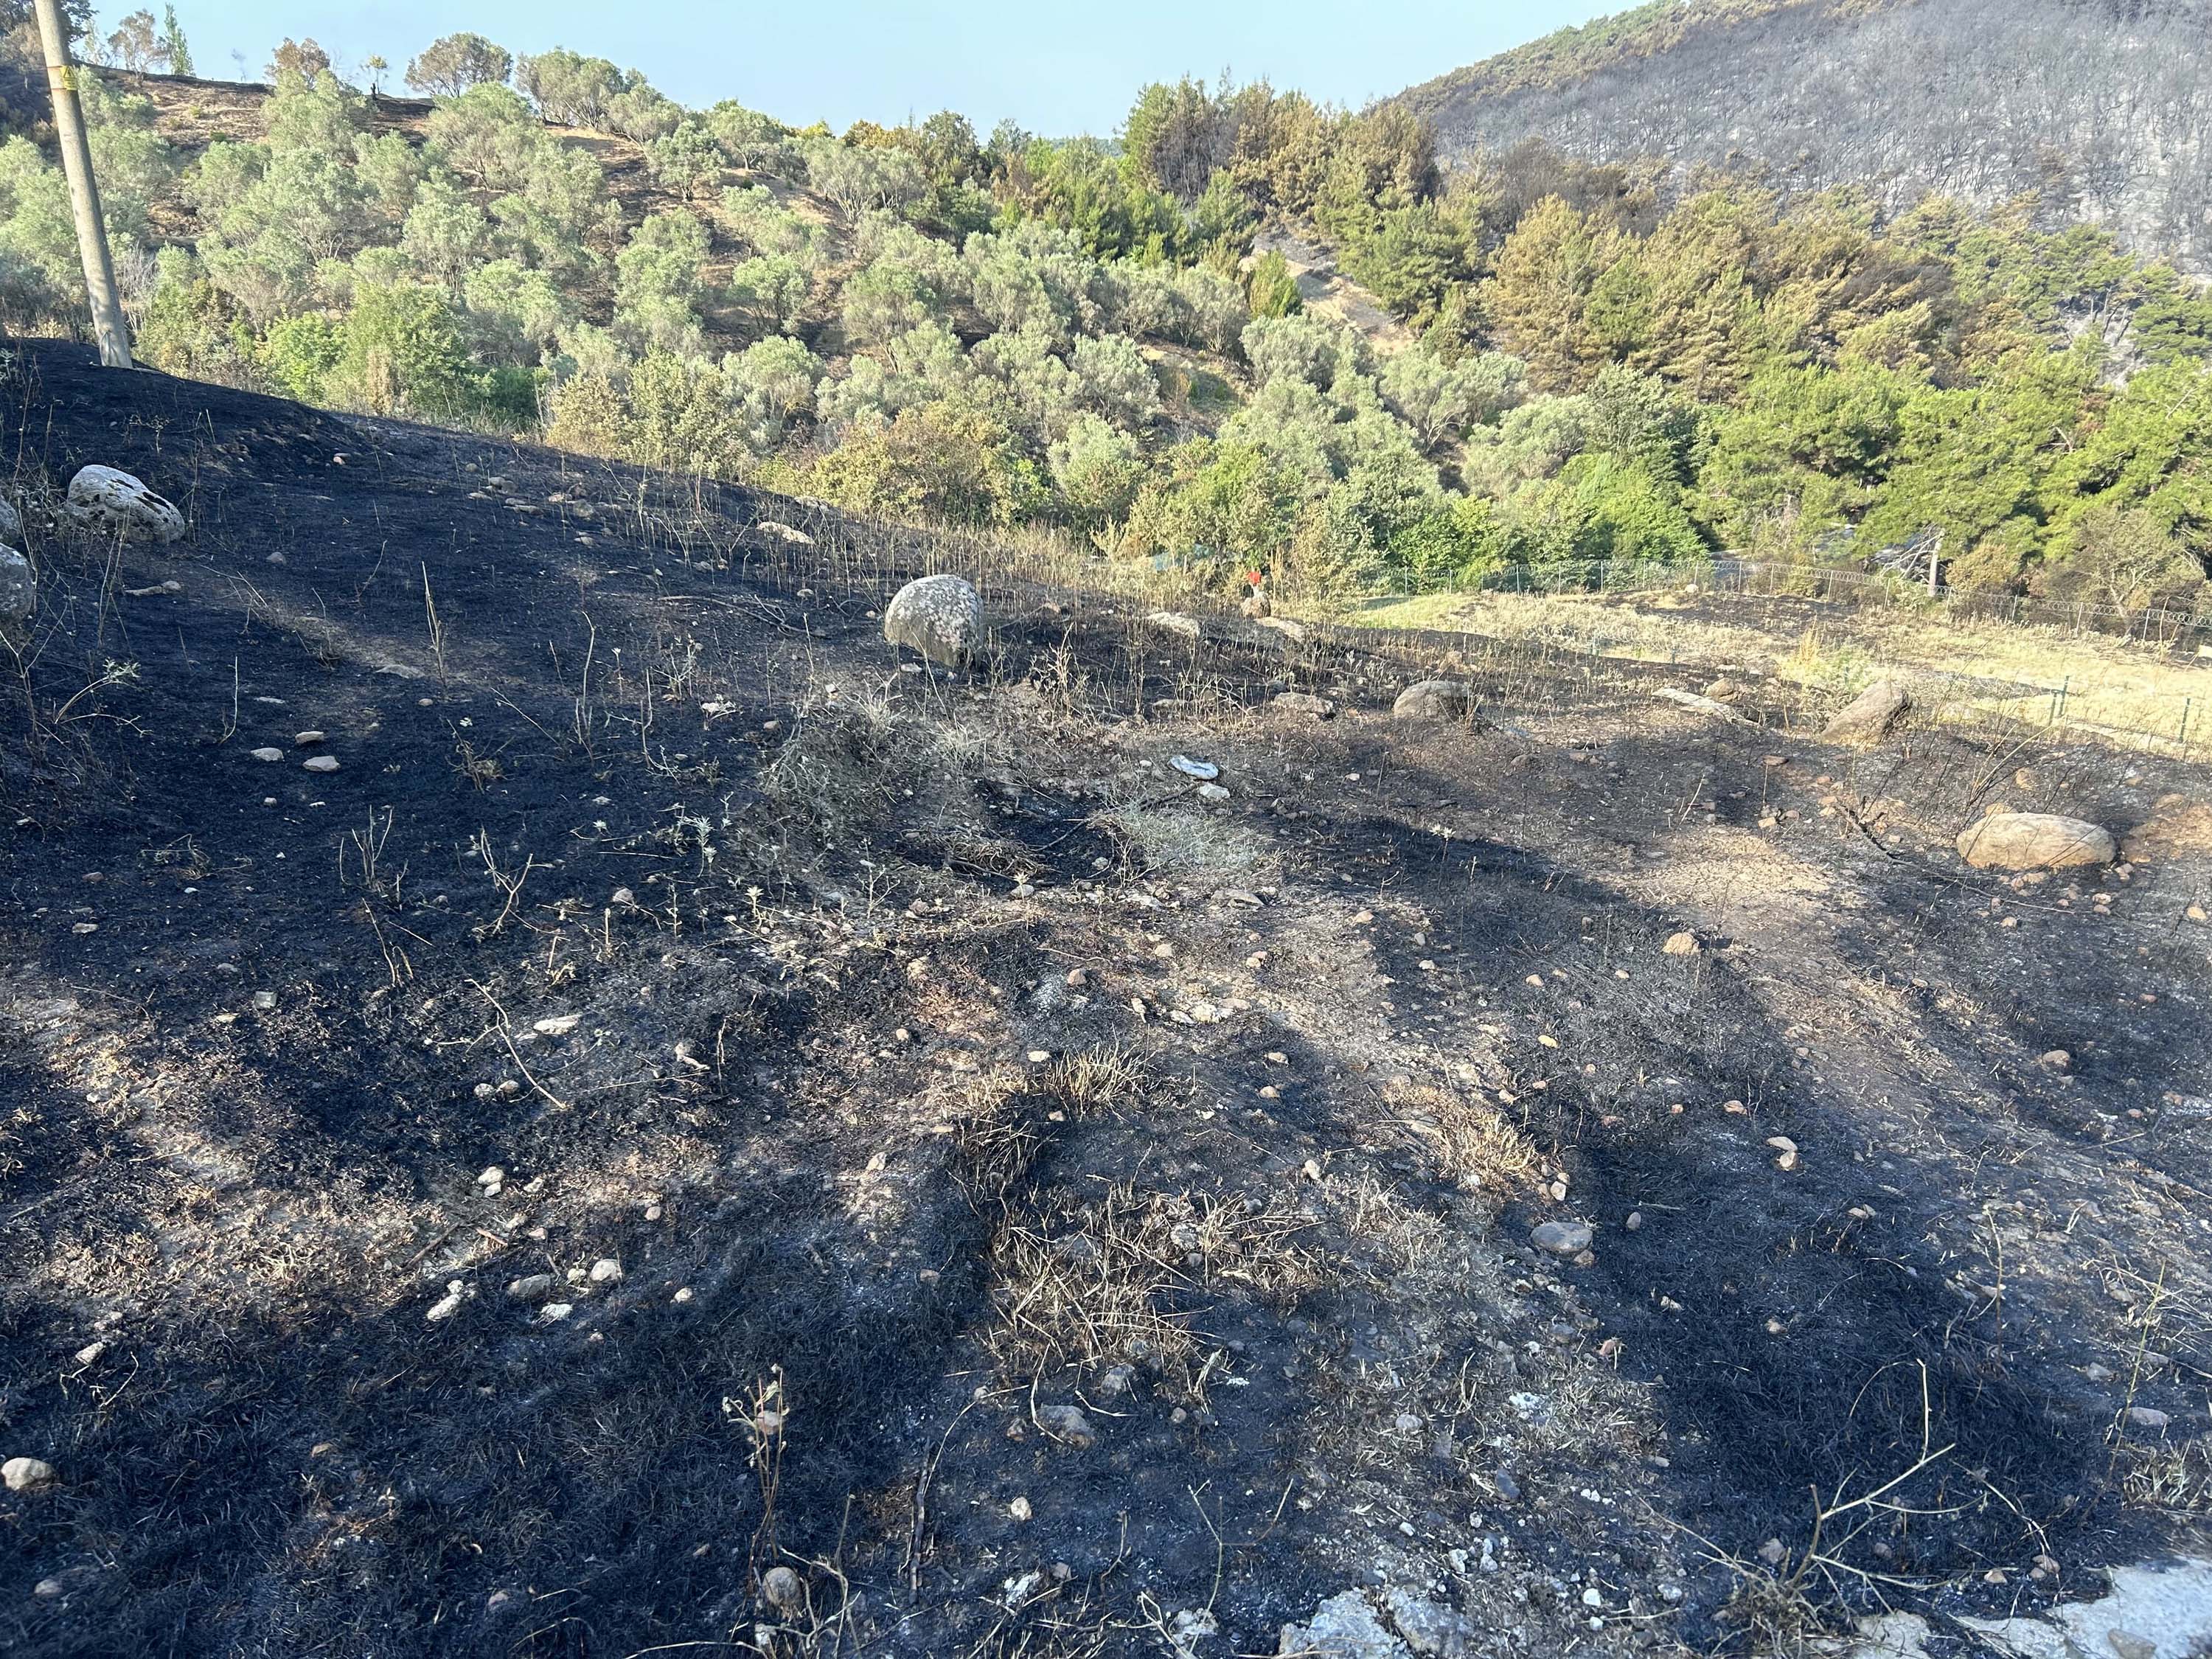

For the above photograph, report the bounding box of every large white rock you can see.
[1955,813,2115,870]
[66,465,184,544]
[0,547,31,622]
[883,574,983,668]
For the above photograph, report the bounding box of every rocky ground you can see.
[0,342,2208,1658]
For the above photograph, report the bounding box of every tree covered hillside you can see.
[7,23,2212,611]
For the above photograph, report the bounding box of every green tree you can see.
[160,4,192,75]
[1246,248,1301,321]
[406,33,514,98]
[1484,197,1630,390]
[329,282,474,417]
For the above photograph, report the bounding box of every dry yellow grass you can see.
[1343,588,2212,756]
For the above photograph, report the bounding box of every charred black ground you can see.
[0,343,2207,1658]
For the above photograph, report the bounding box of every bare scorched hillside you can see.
[1400,0,2212,271]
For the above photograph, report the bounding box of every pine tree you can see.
[160,4,192,77]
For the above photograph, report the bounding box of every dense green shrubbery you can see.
[9,29,2200,606]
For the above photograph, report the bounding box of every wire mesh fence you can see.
[1387,557,2212,650]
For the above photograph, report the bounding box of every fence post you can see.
[2059,675,2070,719]
[2182,698,2193,759]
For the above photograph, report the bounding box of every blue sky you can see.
[170,1,1623,136]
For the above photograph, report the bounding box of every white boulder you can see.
[66,465,184,544]
[883,574,983,668]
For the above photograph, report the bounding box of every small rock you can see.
[1758,1538,1788,1565]
[294,731,326,746]
[1393,680,1478,723]
[883,574,984,668]
[1147,610,1202,640]
[532,1014,580,1037]
[1273,691,1334,717]
[2125,1406,2171,1430]
[2,1455,58,1492]
[761,1565,805,1610]
[0,546,32,622]
[302,755,340,774]
[1822,681,1910,744]
[1009,1495,1032,1521]
[1037,1403,1096,1447]
[249,746,284,762]
[1197,782,1231,803]
[252,990,277,1012]
[1624,1211,1643,1232]
[507,1274,557,1301]
[425,1286,465,1323]
[2040,1050,2072,1072]
[755,520,813,547]
[540,1301,574,1321]
[1767,1135,1799,1171]
[588,1258,623,1284]
[1279,1590,1413,1659]
[1662,931,1700,957]
[1531,1220,1594,1256]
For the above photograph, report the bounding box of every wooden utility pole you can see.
[31,0,131,367]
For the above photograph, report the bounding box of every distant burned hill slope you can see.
[1399,0,2212,270]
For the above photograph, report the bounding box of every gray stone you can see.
[1280,1590,1411,1659]
[1531,1220,1593,1255]
[755,520,813,546]
[1956,813,2115,871]
[0,495,21,542]
[1394,680,1477,723]
[1382,1590,1474,1659]
[883,574,983,668]
[1823,680,1910,743]
[1037,1403,1096,1447]
[1,1455,57,1492]
[65,465,184,544]
[0,546,31,622]
[506,1273,557,1301]
[1147,610,1202,639]
[302,755,340,774]
[1273,691,1334,717]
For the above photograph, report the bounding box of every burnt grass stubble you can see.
[0,341,2205,1657]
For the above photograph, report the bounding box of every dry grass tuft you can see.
[988,1183,1318,1399]
[1102,801,1265,879]
[2121,1436,2212,1513]
[1383,1081,1542,1196]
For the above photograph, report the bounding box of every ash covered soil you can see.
[0,343,2208,1658]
